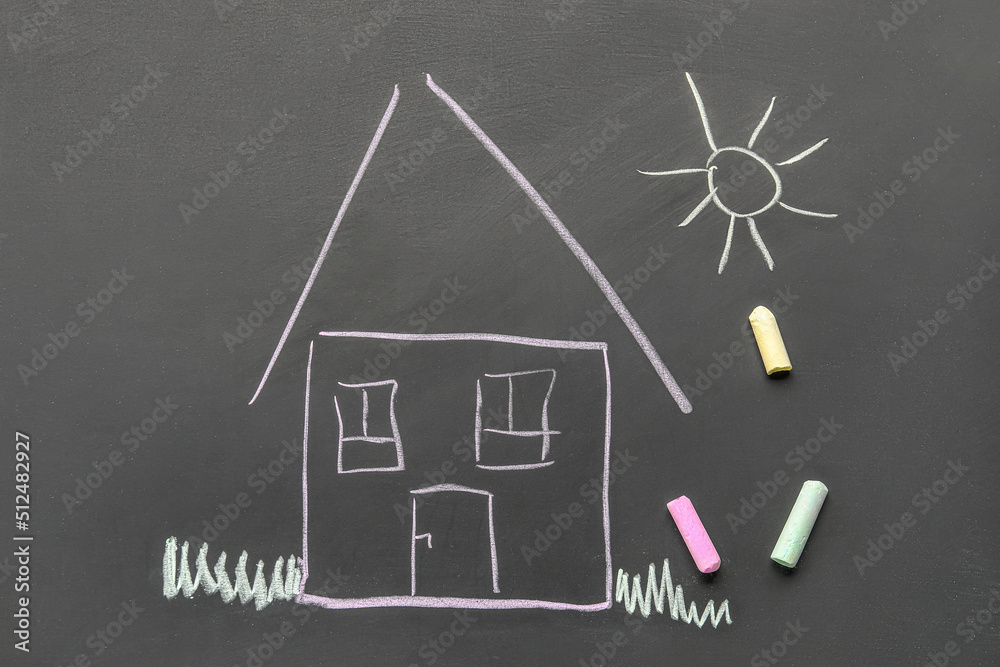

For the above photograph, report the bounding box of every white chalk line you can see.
[411,483,492,496]
[484,369,557,378]
[776,138,829,166]
[679,188,719,227]
[317,330,608,350]
[410,496,418,596]
[487,494,499,593]
[301,341,313,591]
[685,73,717,152]
[295,593,610,611]
[474,379,483,461]
[476,461,555,470]
[746,217,774,271]
[431,74,692,412]
[601,347,612,605]
[334,395,346,472]
[748,97,776,149]
[637,168,708,176]
[779,202,838,218]
[540,369,556,459]
[507,377,514,431]
[249,85,401,405]
[718,214,736,275]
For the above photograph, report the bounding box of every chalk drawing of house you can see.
[248,76,691,611]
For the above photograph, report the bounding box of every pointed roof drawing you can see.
[249,75,692,414]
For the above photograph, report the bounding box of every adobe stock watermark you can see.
[681,287,799,401]
[671,0,753,70]
[386,72,504,193]
[179,106,296,224]
[407,611,477,667]
[341,0,404,62]
[61,396,180,514]
[877,0,934,40]
[394,406,507,524]
[521,448,638,565]
[920,587,1000,667]
[60,600,144,667]
[213,0,269,22]
[543,0,589,29]
[345,276,469,385]
[843,126,960,243]
[230,621,296,667]
[186,438,302,550]
[508,116,628,234]
[726,417,843,534]
[0,555,15,586]
[7,0,76,54]
[222,233,327,353]
[750,619,809,666]
[51,66,169,181]
[17,267,136,386]
[852,458,969,576]
[386,127,446,191]
[575,613,651,667]
[886,255,998,373]
[231,568,349,667]
[557,245,671,359]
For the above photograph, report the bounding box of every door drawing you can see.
[410,485,499,597]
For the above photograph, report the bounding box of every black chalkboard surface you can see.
[3,0,1000,665]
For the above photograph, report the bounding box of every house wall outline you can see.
[300,332,613,610]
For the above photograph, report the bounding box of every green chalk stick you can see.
[770,480,828,568]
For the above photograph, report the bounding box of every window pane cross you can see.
[475,369,559,471]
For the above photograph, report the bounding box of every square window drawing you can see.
[334,380,404,473]
[475,369,559,470]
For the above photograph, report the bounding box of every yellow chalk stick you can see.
[749,306,791,374]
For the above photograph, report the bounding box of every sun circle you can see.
[706,147,783,218]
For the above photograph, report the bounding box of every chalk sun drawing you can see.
[640,73,838,274]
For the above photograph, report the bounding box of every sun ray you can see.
[779,202,838,218]
[776,138,829,166]
[679,188,718,227]
[685,72,717,152]
[718,214,737,274]
[746,217,774,270]
[748,97,776,149]
[637,168,709,176]
[658,74,836,271]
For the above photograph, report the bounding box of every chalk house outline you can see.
[249,75,692,611]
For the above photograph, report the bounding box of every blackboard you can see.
[3,0,1000,665]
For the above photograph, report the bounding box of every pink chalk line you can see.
[424,74,691,414]
[249,85,401,405]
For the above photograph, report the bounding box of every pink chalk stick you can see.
[667,495,721,573]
